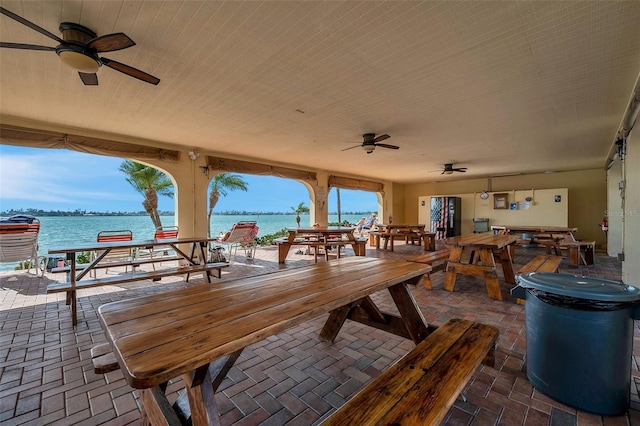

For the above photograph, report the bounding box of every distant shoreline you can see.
[1,210,371,217]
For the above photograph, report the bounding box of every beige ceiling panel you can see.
[1,1,639,183]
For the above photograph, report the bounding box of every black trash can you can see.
[512,273,640,416]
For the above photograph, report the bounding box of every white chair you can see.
[0,215,47,277]
[212,221,259,260]
[92,230,134,275]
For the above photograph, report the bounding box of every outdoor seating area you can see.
[1,2,639,425]
[1,238,637,426]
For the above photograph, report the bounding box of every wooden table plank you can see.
[99,257,431,389]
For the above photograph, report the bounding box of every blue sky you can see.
[0,145,377,214]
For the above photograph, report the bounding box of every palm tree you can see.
[119,161,174,229]
[291,202,310,227]
[208,173,249,236]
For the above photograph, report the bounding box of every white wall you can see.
[622,128,640,285]
[607,160,624,257]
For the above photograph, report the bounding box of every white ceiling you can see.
[1,1,639,183]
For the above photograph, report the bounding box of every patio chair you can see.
[135,225,179,269]
[212,221,259,260]
[92,230,134,274]
[0,215,47,277]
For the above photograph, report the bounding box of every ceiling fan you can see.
[342,133,399,154]
[0,7,160,86]
[437,163,467,175]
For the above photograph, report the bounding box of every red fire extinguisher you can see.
[601,218,608,232]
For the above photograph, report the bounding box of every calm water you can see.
[0,214,366,272]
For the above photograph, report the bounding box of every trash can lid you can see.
[516,272,640,302]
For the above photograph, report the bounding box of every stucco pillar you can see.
[147,152,209,238]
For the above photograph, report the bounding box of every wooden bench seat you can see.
[91,343,120,374]
[514,254,562,304]
[50,256,182,274]
[368,231,392,249]
[47,262,229,326]
[320,318,499,425]
[559,240,595,266]
[406,248,450,288]
[48,262,228,293]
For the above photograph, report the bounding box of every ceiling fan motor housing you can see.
[56,23,100,72]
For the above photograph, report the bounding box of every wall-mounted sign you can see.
[493,193,508,209]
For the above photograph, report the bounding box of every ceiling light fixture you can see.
[56,22,100,73]
[362,145,376,154]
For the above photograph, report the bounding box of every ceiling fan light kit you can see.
[56,23,100,72]
[57,46,100,72]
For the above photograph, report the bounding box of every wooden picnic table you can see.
[442,233,518,301]
[277,226,365,263]
[372,223,435,251]
[48,237,227,326]
[490,225,577,250]
[97,257,432,425]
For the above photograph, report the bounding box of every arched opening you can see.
[0,145,178,271]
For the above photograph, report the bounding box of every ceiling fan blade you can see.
[0,42,55,51]
[373,134,390,143]
[341,144,362,151]
[78,72,98,85]
[376,143,399,150]
[454,168,467,172]
[88,33,135,52]
[100,57,160,85]
[0,7,63,44]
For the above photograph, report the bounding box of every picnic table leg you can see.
[443,246,463,292]
[478,248,503,301]
[387,283,430,343]
[497,247,516,284]
[70,290,77,327]
[182,365,219,425]
[169,350,243,424]
[319,302,357,342]
[141,386,183,425]
[196,242,212,283]
[278,243,291,263]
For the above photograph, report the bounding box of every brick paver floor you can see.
[1,241,638,425]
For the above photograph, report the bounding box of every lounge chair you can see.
[357,214,378,236]
[0,215,47,276]
[212,221,259,260]
[135,225,179,269]
[92,230,134,274]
